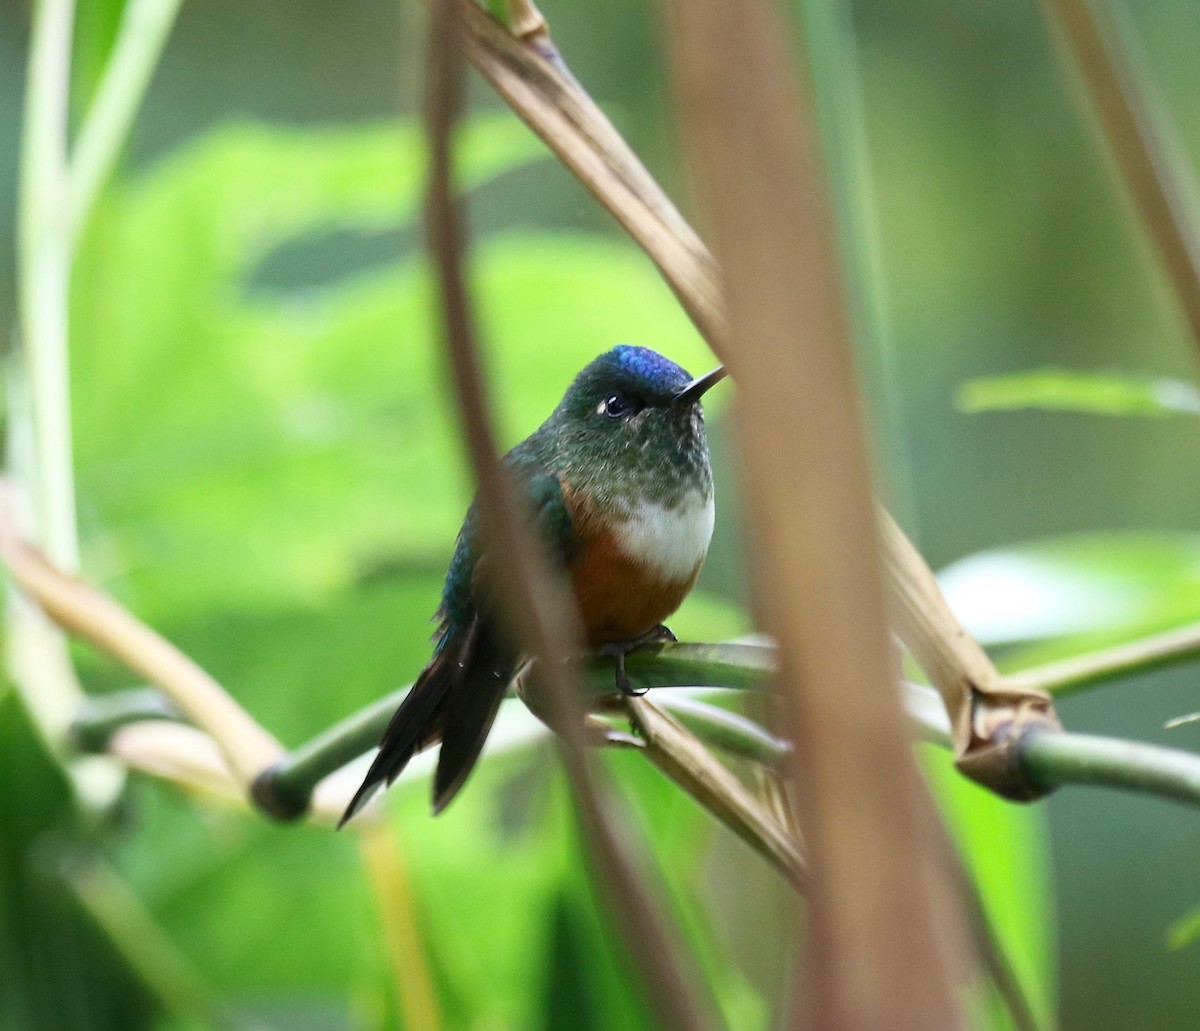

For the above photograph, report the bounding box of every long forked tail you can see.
[338,624,513,827]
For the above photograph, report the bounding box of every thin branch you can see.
[359,825,444,1031]
[643,693,792,765]
[423,7,720,1030]
[68,0,185,246]
[1013,620,1200,696]
[1037,0,1200,355]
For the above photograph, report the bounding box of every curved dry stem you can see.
[451,0,727,349]
[625,695,807,888]
[0,491,283,784]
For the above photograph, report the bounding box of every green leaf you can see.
[923,747,1056,1030]
[1167,903,1200,950]
[0,690,160,1030]
[939,531,1200,648]
[956,369,1200,416]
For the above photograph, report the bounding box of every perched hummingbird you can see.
[340,345,725,825]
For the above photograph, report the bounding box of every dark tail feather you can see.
[432,626,514,813]
[339,622,514,827]
[338,647,458,828]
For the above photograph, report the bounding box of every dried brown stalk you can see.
[879,511,1061,797]
[106,721,246,806]
[663,0,966,1025]
[624,695,807,889]
[1038,0,1200,354]
[451,0,727,350]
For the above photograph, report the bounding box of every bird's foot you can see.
[598,624,677,697]
[643,624,677,645]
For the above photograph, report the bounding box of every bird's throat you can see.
[611,492,715,582]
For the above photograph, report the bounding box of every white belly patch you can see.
[613,492,715,582]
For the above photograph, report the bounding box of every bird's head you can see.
[546,346,725,502]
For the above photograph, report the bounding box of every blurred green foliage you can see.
[958,370,1200,417]
[2,0,1200,1028]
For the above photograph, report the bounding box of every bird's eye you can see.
[600,393,637,419]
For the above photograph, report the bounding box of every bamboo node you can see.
[954,686,1063,801]
[250,762,311,822]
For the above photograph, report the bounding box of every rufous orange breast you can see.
[564,483,714,647]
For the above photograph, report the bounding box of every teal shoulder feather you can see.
[436,444,574,637]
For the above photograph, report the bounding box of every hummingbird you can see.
[340,345,726,825]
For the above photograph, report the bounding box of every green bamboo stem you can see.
[73,646,951,820]
[219,649,792,819]
[64,644,1200,837]
[1020,729,1200,806]
[17,0,78,572]
[68,0,185,246]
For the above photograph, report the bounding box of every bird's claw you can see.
[612,650,648,697]
[600,625,676,696]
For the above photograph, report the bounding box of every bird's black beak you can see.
[673,365,727,406]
